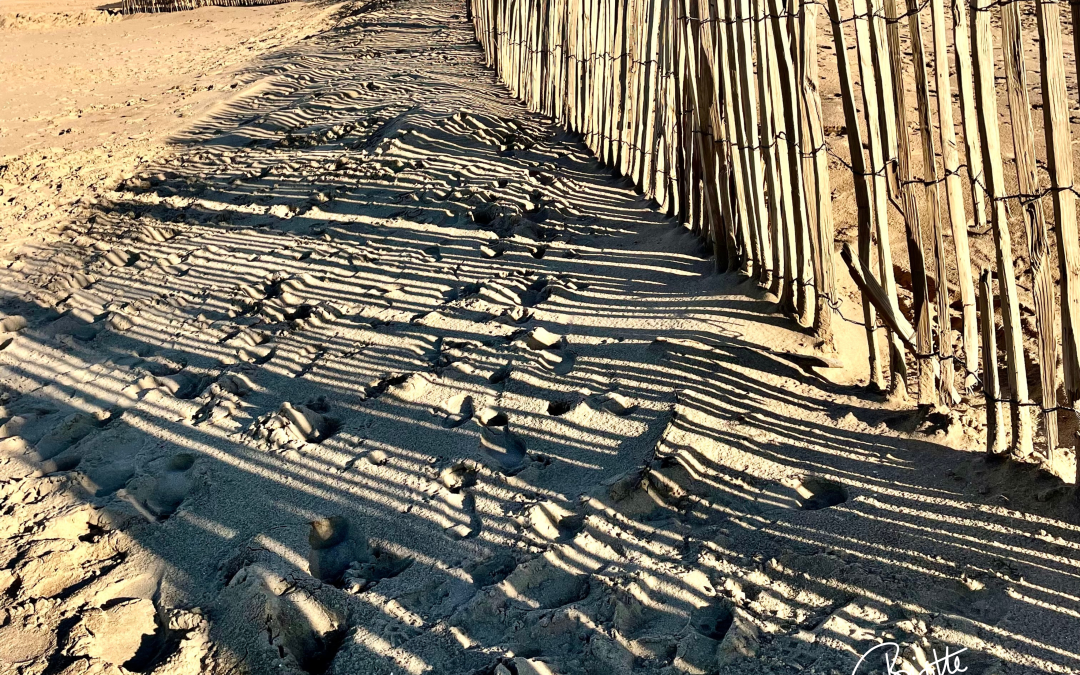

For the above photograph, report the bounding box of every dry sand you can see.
[0,1,1079,674]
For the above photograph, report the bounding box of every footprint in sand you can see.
[499,554,589,610]
[144,453,197,518]
[306,516,413,592]
[521,326,577,375]
[435,460,482,539]
[1,315,28,333]
[546,397,579,416]
[539,348,576,376]
[421,244,442,261]
[442,281,482,303]
[435,487,480,540]
[190,373,251,426]
[83,598,164,670]
[103,248,137,267]
[792,476,849,510]
[596,391,636,416]
[480,243,505,259]
[236,567,346,674]
[439,460,479,491]
[487,361,513,385]
[223,327,271,348]
[524,501,585,543]
[153,370,208,400]
[389,372,432,403]
[291,344,326,379]
[32,412,100,462]
[476,407,527,473]
[494,306,532,326]
[307,516,356,584]
[137,225,179,243]
[237,344,275,365]
[465,552,517,587]
[440,394,475,428]
[62,424,148,497]
[246,401,340,450]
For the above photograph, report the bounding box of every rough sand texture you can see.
[0,0,345,249]
[0,1,1079,674]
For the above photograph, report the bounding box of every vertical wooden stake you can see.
[754,0,785,297]
[930,0,976,401]
[907,0,955,407]
[970,0,1033,456]
[853,0,905,397]
[979,268,1007,455]
[1035,0,1080,476]
[999,0,1059,460]
[949,0,988,243]
[884,0,935,406]
[800,0,837,345]
[825,0,884,390]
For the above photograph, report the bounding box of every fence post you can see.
[826,0,884,391]
[1035,0,1080,476]
[853,0,905,397]
[906,0,955,407]
[883,0,935,406]
[979,268,1007,455]
[799,0,836,346]
[999,0,1059,461]
[930,0,976,403]
[752,0,783,300]
[970,0,1034,457]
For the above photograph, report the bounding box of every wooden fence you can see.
[121,0,287,14]
[467,0,1080,484]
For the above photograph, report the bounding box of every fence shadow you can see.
[0,0,1078,674]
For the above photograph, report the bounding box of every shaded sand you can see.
[0,0,1078,674]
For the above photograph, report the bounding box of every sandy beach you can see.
[0,1,1078,673]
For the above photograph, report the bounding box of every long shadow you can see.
[0,0,1078,673]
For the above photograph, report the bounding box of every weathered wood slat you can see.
[732,0,770,284]
[884,0,935,406]
[853,0,905,396]
[754,0,785,298]
[800,0,836,343]
[826,0,884,390]
[768,0,814,324]
[970,0,1034,456]
[907,0,956,406]
[999,0,1059,460]
[841,243,917,349]
[1036,0,1080,477]
[929,0,976,401]
[979,268,1007,455]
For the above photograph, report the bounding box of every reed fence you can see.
[468,0,1080,484]
[121,0,287,14]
